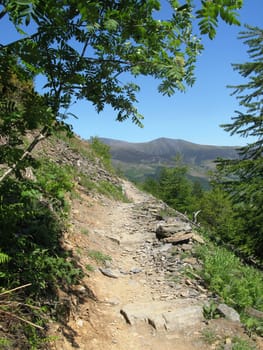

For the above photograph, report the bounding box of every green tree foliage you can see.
[90,137,113,170]
[196,0,243,39]
[0,56,54,181]
[142,164,241,245]
[0,160,82,296]
[1,0,243,128]
[141,176,161,198]
[198,186,240,244]
[0,61,83,299]
[216,26,263,259]
[159,165,193,213]
[142,160,203,214]
[196,242,263,336]
[0,1,243,179]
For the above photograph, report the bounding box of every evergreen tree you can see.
[216,26,263,259]
[159,165,193,213]
[199,186,240,244]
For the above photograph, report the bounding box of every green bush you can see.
[232,337,257,350]
[0,160,82,297]
[79,173,127,201]
[90,137,113,171]
[195,242,263,335]
[36,159,74,210]
[88,250,112,265]
[0,251,10,280]
[79,173,96,192]
[96,180,127,201]
[196,243,263,311]
[198,187,239,243]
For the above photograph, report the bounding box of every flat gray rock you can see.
[163,304,204,331]
[120,300,205,332]
[217,303,240,322]
[163,232,193,244]
[99,268,119,279]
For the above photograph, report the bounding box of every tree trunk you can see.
[0,126,49,183]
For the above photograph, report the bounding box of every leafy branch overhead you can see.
[196,0,243,39]
[1,0,243,128]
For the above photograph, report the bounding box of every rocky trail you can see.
[49,180,259,350]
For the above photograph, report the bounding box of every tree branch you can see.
[80,38,90,58]
[0,9,7,20]
[0,126,49,183]
[0,31,41,51]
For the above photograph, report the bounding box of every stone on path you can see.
[163,304,204,331]
[163,232,193,244]
[217,304,240,322]
[99,268,119,279]
[120,300,205,332]
[156,222,192,239]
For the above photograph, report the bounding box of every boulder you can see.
[217,303,240,322]
[156,221,192,239]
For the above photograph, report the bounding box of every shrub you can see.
[195,242,263,335]
[0,160,82,297]
[88,250,112,265]
[89,137,113,171]
[96,180,128,201]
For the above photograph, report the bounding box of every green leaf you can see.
[104,19,118,31]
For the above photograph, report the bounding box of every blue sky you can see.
[1,1,262,146]
[68,0,263,146]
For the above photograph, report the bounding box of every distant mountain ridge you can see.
[100,137,239,165]
[100,137,238,187]
[99,137,239,184]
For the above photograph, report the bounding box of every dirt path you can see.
[50,180,258,350]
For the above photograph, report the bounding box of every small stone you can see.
[99,268,119,279]
[183,257,198,265]
[180,290,190,297]
[181,244,192,251]
[76,318,84,327]
[130,267,142,274]
[196,285,207,293]
[245,307,263,319]
[225,338,232,345]
[159,243,173,252]
[104,260,113,268]
[71,285,86,294]
[105,297,120,305]
[224,344,232,350]
[192,233,205,244]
